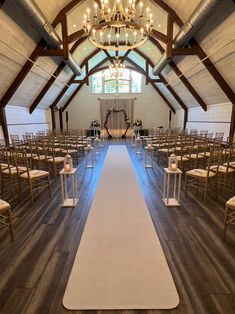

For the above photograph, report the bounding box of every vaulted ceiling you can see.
[0,0,234,118]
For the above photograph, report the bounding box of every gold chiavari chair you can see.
[0,200,14,241]
[185,147,222,203]
[13,150,51,204]
[223,196,235,240]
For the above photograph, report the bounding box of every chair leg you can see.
[48,175,52,197]
[185,175,188,196]
[204,180,208,204]
[223,206,229,240]
[7,207,14,241]
[29,180,34,204]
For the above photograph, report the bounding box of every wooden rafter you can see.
[61,83,84,113]
[0,0,84,110]
[61,15,69,60]
[169,60,207,111]
[0,39,46,109]
[121,50,132,63]
[29,62,66,114]
[166,13,173,59]
[102,50,114,65]
[29,37,88,114]
[49,48,101,109]
[133,47,188,125]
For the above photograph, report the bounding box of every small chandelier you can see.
[104,56,130,86]
[83,0,153,51]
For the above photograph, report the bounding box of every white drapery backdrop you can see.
[100,98,134,137]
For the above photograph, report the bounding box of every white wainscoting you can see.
[186,102,232,139]
[6,106,49,140]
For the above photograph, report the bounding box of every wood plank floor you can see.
[0,140,234,314]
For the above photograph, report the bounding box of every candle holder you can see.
[168,154,178,171]
[64,154,73,172]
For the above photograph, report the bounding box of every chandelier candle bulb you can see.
[83,0,153,51]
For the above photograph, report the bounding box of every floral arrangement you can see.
[133,119,142,127]
[90,119,100,128]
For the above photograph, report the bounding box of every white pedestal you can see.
[94,138,101,155]
[85,146,94,168]
[144,146,154,168]
[135,138,142,154]
[163,168,182,207]
[60,168,78,208]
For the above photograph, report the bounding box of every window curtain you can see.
[100,98,134,137]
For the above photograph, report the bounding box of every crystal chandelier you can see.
[83,0,153,51]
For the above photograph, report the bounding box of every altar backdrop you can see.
[100,98,134,137]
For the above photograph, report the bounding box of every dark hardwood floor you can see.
[0,140,234,314]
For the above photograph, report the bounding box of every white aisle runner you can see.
[63,145,179,310]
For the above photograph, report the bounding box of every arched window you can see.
[91,69,142,94]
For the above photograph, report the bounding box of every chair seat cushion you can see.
[47,157,64,163]
[158,148,174,153]
[226,196,235,210]
[62,149,77,154]
[186,169,216,178]
[223,161,235,168]
[2,166,27,174]
[20,169,49,179]
[185,153,204,160]
[176,156,189,161]
[0,199,10,212]
[209,165,235,173]
[33,155,47,160]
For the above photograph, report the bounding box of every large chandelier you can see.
[83,0,153,51]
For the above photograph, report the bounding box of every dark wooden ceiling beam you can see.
[0,39,46,109]
[52,0,84,27]
[49,48,101,109]
[67,29,87,44]
[133,48,188,115]
[102,50,114,65]
[50,106,56,131]
[121,50,132,63]
[190,38,235,104]
[151,83,176,113]
[29,38,88,114]
[61,15,69,60]
[38,48,64,57]
[29,62,66,114]
[172,48,197,56]
[62,83,84,112]
[229,105,235,138]
[49,74,76,108]
[150,29,168,44]
[169,60,207,111]
[166,13,173,59]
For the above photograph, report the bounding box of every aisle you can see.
[63,145,179,310]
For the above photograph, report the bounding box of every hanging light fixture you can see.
[83,0,153,51]
[104,55,130,86]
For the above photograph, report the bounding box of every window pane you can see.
[104,82,116,93]
[91,72,103,93]
[131,71,142,93]
[118,69,130,93]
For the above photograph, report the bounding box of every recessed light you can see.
[73,24,77,27]
[157,24,161,28]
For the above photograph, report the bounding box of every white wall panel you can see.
[186,102,232,140]
[6,106,49,140]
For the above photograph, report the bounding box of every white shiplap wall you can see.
[186,102,232,139]
[5,106,50,140]
[175,109,185,129]
[64,84,172,130]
